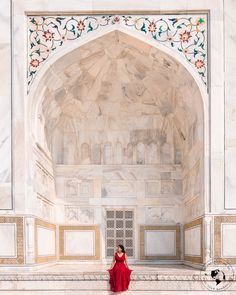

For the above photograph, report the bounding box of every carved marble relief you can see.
[41,201,53,220]
[65,206,94,224]
[136,142,145,164]
[102,182,136,197]
[115,142,123,164]
[145,182,161,197]
[81,143,90,164]
[145,207,177,224]
[64,178,94,200]
[51,140,183,166]
[34,163,55,202]
[80,181,93,198]
[103,142,113,164]
[65,178,79,198]
[92,144,101,164]
[183,161,201,201]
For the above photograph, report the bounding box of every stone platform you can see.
[0,264,236,294]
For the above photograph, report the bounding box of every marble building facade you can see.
[0,0,235,271]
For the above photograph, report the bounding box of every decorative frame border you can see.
[0,217,24,264]
[184,217,203,264]
[140,225,180,260]
[35,218,56,263]
[214,215,236,264]
[59,225,100,260]
[27,13,208,91]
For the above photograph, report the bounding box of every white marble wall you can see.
[0,0,12,209]
[182,136,204,221]
[65,206,94,224]
[184,226,201,256]
[37,227,56,256]
[224,0,236,211]
[145,230,176,256]
[221,224,236,257]
[64,230,95,256]
[55,165,184,226]
[0,224,16,257]
[30,144,56,221]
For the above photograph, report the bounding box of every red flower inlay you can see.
[30,59,40,68]
[180,31,192,43]
[77,20,85,31]
[195,59,205,69]
[42,30,54,41]
[112,16,120,24]
[148,21,157,33]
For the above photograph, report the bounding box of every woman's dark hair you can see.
[117,244,125,253]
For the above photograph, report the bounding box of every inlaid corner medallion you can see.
[28,14,208,92]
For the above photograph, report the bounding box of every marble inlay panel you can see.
[145,230,176,256]
[28,14,208,90]
[0,217,24,264]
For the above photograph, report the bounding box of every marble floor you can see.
[36,263,197,273]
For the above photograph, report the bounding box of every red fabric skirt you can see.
[108,262,133,292]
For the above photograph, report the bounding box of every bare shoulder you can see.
[125,253,128,258]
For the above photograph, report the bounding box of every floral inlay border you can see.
[28,14,207,92]
[0,217,24,264]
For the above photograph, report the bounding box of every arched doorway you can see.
[28,30,207,263]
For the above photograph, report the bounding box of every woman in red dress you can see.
[107,245,133,293]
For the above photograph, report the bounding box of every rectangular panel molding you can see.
[59,225,100,260]
[0,224,16,257]
[145,230,176,256]
[35,219,56,263]
[221,223,236,257]
[0,217,24,264]
[184,225,201,256]
[184,217,203,264]
[214,216,236,264]
[65,230,95,256]
[140,225,180,260]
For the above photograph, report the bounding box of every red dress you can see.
[108,252,133,292]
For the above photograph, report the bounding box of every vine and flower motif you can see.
[28,14,207,91]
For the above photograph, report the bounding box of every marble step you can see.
[0,271,235,292]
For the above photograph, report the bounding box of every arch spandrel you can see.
[28,13,208,92]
